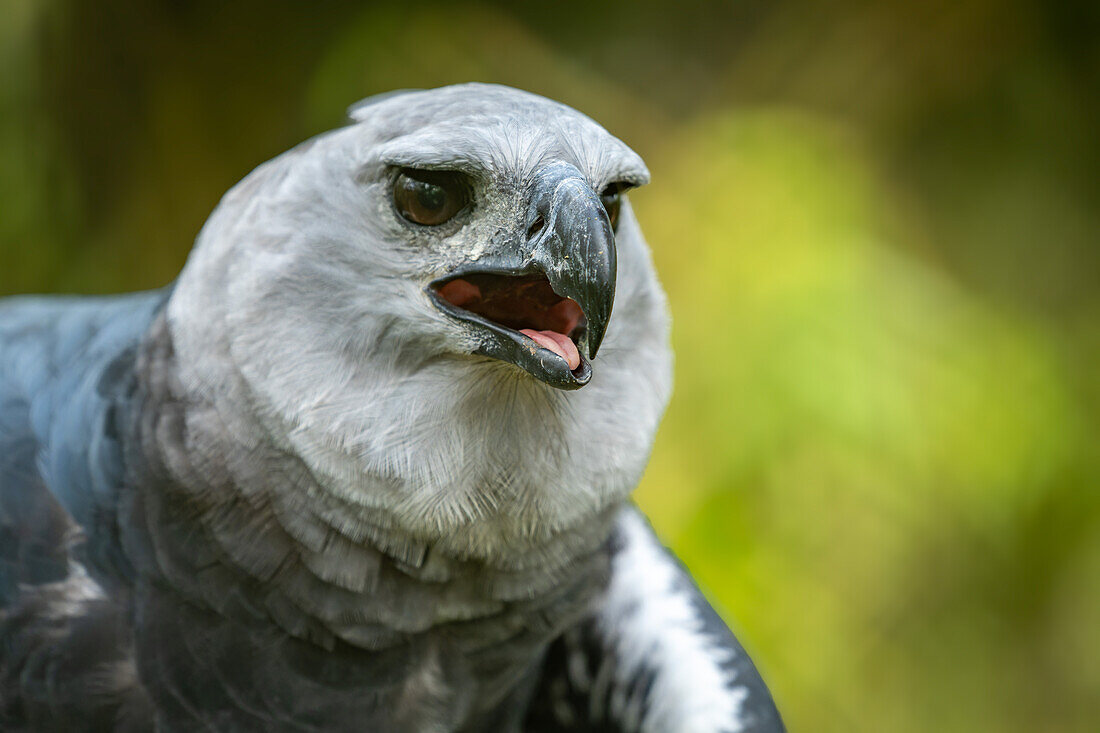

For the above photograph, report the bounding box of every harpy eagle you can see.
[0,84,784,732]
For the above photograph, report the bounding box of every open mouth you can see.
[428,270,594,387]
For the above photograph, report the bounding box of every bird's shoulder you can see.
[524,505,785,733]
[0,289,168,729]
[0,290,171,591]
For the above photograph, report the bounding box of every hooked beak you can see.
[428,162,617,390]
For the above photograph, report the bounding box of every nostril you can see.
[526,214,545,240]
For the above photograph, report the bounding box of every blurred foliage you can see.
[2,0,1099,730]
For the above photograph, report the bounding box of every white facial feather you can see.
[167,84,672,558]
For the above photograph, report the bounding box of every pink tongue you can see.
[519,329,581,370]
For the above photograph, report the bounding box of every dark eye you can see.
[600,182,628,232]
[393,169,469,226]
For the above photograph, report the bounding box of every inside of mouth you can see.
[435,273,585,370]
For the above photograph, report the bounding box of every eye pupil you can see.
[416,182,445,212]
[394,169,468,226]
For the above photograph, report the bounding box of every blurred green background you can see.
[3,1,1098,730]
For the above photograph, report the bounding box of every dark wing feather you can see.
[0,291,167,730]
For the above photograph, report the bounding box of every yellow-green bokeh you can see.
[3,1,1098,730]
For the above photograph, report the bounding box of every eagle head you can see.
[167,84,672,552]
